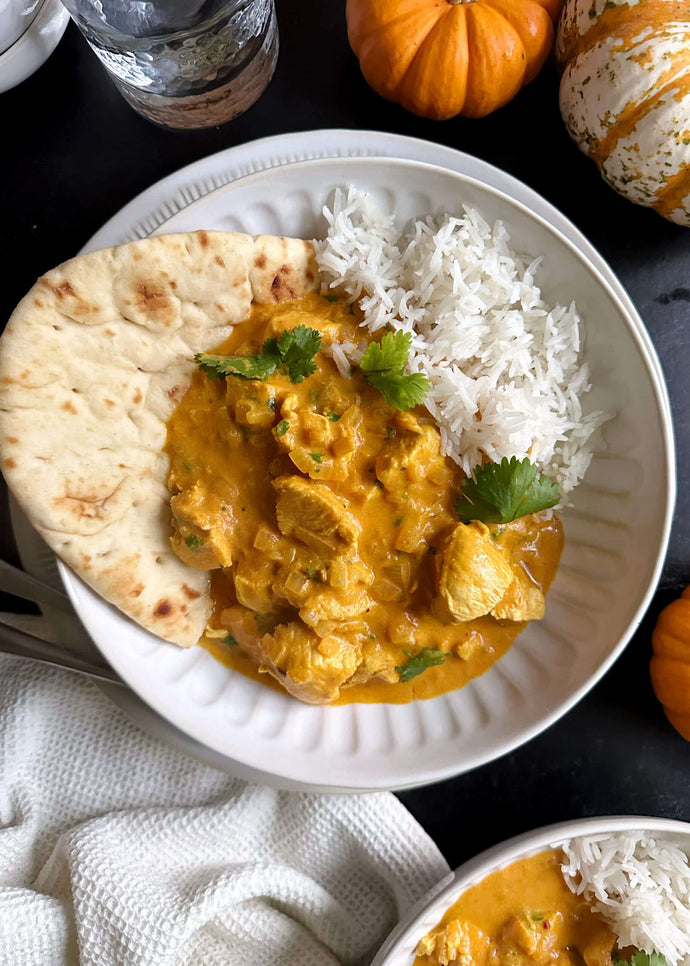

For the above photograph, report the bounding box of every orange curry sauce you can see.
[165,294,563,704]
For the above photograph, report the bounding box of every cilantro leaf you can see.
[195,326,321,384]
[613,952,668,966]
[455,457,559,524]
[395,648,446,683]
[286,356,318,383]
[277,325,322,383]
[360,331,430,411]
[361,330,411,373]
[364,371,430,411]
[194,350,279,381]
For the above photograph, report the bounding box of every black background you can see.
[1,2,689,870]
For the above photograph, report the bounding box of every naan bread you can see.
[0,231,318,646]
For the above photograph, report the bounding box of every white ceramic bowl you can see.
[0,0,68,93]
[57,156,675,791]
[371,815,690,965]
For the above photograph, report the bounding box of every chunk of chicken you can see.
[581,928,617,966]
[273,475,360,554]
[435,522,514,623]
[416,919,492,966]
[272,552,373,627]
[170,484,235,570]
[299,581,373,628]
[274,400,361,482]
[375,422,444,495]
[252,620,362,703]
[347,638,399,686]
[234,557,284,614]
[498,912,564,965]
[491,565,546,622]
[375,419,452,552]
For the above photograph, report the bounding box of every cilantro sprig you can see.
[613,953,668,966]
[195,325,322,385]
[395,648,445,683]
[455,457,559,525]
[360,331,430,411]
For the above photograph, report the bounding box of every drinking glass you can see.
[60,0,278,129]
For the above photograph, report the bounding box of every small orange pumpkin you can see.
[650,587,690,739]
[346,0,563,120]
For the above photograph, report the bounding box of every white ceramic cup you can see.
[0,0,68,93]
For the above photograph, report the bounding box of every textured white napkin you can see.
[0,650,449,966]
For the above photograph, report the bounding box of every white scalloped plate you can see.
[48,155,674,791]
[371,815,690,965]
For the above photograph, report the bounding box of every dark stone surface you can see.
[1,1,689,866]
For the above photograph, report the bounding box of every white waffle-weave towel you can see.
[0,651,449,966]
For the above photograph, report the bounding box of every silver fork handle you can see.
[0,620,124,686]
[0,558,73,614]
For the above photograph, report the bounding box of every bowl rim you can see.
[57,154,676,790]
[371,814,690,964]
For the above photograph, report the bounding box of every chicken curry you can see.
[165,293,563,704]
[415,849,618,966]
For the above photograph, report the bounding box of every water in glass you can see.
[60,0,278,129]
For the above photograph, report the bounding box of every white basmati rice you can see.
[560,832,690,965]
[315,187,610,495]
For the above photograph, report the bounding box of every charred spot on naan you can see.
[41,277,99,320]
[249,236,318,306]
[128,280,178,328]
[53,281,75,298]
[270,265,297,301]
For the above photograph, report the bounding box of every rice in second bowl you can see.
[562,832,690,965]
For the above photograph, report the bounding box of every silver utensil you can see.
[0,557,73,613]
[0,558,124,685]
[0,617,124,685]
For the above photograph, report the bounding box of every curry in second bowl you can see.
[414,831,688,966]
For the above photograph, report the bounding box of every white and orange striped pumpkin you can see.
[556,0,690,225]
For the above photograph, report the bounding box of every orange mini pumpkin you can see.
[650,587,690,740]
[346,0,563,120]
